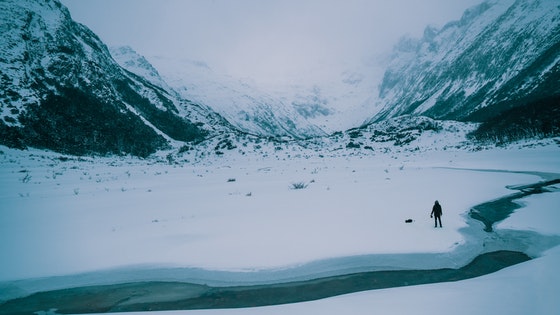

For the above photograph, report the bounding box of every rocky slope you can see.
[368,0,560,123]
[0,0,228,157]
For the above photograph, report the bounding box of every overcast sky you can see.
[61,0,483,87]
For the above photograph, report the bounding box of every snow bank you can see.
[148,247,559,315]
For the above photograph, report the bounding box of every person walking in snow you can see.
[431,200,443,228]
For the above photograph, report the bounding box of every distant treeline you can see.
[469,95,560,144]
[0,86,208,157]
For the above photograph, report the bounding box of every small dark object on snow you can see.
[405,219,413,223]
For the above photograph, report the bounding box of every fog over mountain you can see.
[60,0,485,131]
[60,0,482,89]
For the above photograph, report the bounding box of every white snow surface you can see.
[1,138,559,314]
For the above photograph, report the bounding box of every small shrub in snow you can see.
[291,182,309,190]
[166,154,175,164]
[178,145,191,154]
[348,130,362,139]
[21,173,31,183]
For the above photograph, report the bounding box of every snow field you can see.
[0,143,555,278]
[1,141,559,314]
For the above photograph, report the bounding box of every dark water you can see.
[469,178,560,232]
[0,251,530,314]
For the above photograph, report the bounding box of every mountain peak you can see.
[369,0,560,123]
[109,46,174,95]
[0,0,218,157]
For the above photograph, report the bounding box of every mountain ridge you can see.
[1,0,558,158]
[368,0,560,123]
[141,54,330,139]
[0,0,227,157]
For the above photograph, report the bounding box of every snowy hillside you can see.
[368,0,560,123]
[109,46,176,97]
[142,55,330,139]
[261,64,384,133]
[134,115,479,165]
[143,55,383,137]
[0,0,227,157]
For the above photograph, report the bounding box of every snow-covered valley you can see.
[1,134,559,314]
[1,0,560,314]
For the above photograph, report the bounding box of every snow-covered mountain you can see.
[109,46,176,97]
[110,47,335,139]
[125,53,381,138]
[142,55,330,139]
[368,0,560,123]
[262,66,383,133]
[1,0,558,159]
[0,0,228,157]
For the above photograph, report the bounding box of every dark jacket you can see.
[431,202,442,217]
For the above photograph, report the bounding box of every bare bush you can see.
[291,182,309,190]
